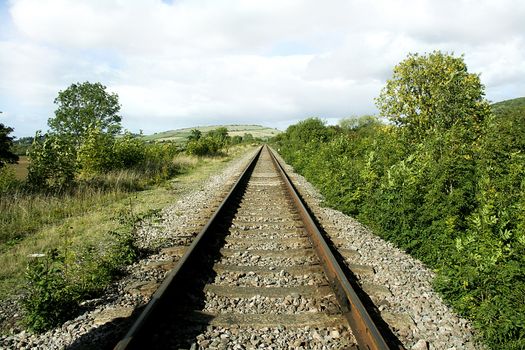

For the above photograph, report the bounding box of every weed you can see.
[23,249,79,332]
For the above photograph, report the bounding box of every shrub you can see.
[23,249,79,332]
[274,114,525,348]
[0,166,20,193]
[113,132,147,169]
[186,136,222,156]
[27,132,77,190]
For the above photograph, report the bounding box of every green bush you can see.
[27,132,78,191]
[0,166,20,193]
[77,126,114,175]
[22,209,141,333]
[186,136,222,156]
[274,113,525,348]
[23,249,79,332]
[113,132,147,169]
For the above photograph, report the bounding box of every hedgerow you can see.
[272,52,525,349]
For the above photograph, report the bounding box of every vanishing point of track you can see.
[115,145,394,349]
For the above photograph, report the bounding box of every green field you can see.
[143,124,281,142]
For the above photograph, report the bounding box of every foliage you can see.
[112,132,147,169]
[186,127,232,156]
[26,82,179,191]
[48,82,121,145]
[273,52,525,349]
[76,125,114,175]
[207,127,229,144]
[0,166,20,194]
[23,249,79,332]
[188,129,202,141]
[28,82,123,190]
[11,136,34,156]
[243,133,254,142]
[0,123,19,167]
[27,132,77,190]
[186,136,222,156]
[23,208,141,333]
[376,51,490,143]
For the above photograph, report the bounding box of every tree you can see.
[48,82,121,146]
[28,82,122,189]
[27,132,77,190]
[207,127,229,145]
[0,123,19,167]
[188,129,202,141]
[376,51,490,142]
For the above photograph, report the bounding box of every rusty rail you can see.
[267,146,390,350]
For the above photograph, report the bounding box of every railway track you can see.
[115,145,396,349]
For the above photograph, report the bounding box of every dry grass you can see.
[8,156,29,180]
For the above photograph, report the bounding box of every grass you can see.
[7,156,29,180]
[0,145,256,302]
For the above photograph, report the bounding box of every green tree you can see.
[76,125,114,175]
[242,133,254,143]
[28,82,123,189]
[207,127,229,146]
[27,132,77,190]
[0,123,19,167]
[48,82,121,146]
[188,129,202,141]
[376,51,490,142]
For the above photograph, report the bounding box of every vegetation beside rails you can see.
[273,52,525,349]
[0,144,255,332]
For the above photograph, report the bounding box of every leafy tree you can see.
[243,133,254,143]
[376,51,490,142]
[28,82,123,188]
[112,132,147,169]
[188,129,202,141]
[48,82,121,146]
[207,127,229,145]
[27,132,77,190]
[0,123,19,167]
[76,125,114,175]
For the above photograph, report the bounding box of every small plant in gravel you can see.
[22,206,143,333]
[23,249,80,332]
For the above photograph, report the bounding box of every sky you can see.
[1,0,524,138]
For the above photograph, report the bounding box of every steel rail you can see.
[267,146,392,350]
[114,146,263,350]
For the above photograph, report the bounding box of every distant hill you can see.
[143,124,281,142]
[491,97,525,115]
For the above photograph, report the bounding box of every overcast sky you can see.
[1,0,524,137]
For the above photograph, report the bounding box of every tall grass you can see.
[0,170,146,248]
[0,151,195,249]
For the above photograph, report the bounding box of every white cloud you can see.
[1,0,524,137]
